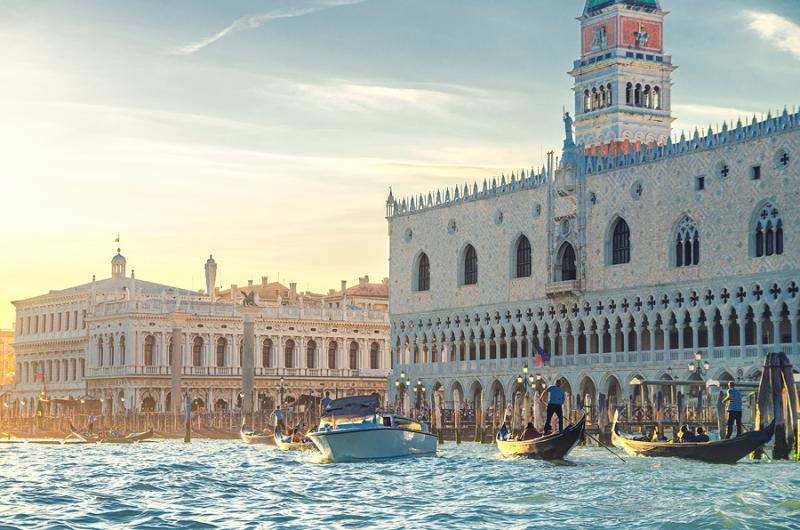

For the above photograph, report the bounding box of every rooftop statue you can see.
[564,111,575,147]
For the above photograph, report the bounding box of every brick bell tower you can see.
[570,0,676,155]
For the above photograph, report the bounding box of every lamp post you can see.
[688,352,711,379]
[513,366,537,431]
[394,371,408,414]
[413,379,426,420]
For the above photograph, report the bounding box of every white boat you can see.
[306,396,438,462]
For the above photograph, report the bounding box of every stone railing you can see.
[85,366,386,379]
[92,300,388,323]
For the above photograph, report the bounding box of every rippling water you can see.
[1,440,799,529]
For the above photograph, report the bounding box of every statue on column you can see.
[240,291,258,307]
[563,111,575,146]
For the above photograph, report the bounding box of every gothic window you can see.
[584,90,591,112]
[626,83,633,105]
[644,85,652,108]
[262,339,272,368]
[556,243,577,282]
[328,341,337,369]
[349,341,359,369]
[98,337,104,366]
[463,244,478,285]
[675,216,700,267]
[108,337,114,366]
[611,218,631,265]
[592,87,599,110]
[239,341,243,367]
[167,338,173,366]
[119,336,126,365]
[284,339,295,368]
[216,338,226,367]
[144,335,155,366]
[515,235,532,278]
[416,252,430,292]
[192,337,203,367]
[607,83,613,106]
[653,86,661,109]
[599,85,606,108]
[307,340,316,369]
[370,342,380,369]
[753,203,784,258]
[634,84,642,107]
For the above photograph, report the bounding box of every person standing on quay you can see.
[722,381,743,439]
[540,380,565,434]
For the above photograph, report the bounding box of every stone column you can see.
[240,306,259,418]
[791,305,799,356]
[737,316,746,352]
[170,314,188,415]
[771,305,782,349]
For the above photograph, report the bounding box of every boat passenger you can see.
[291,427,304,443]
[694,427,710,443]
[679,425,696,443]
[722,381,743,439]
[519,422,541,441]
[540,380,565,434]
[498,422,510,441]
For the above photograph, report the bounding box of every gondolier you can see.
[272,405,285,435]
[722,381,743,439]
[540,380,565,434]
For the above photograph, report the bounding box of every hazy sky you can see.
[1,0,799,327]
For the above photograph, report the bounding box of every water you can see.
[1,441,799,529]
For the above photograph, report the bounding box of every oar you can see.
[584,431,626,463]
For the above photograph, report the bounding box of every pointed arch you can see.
[751,201,784,257]
[673,215,700,267]
[460,244,478,286]
[606,216,631,265]
[555,242,577,282]
[514,234,532,278]
[413,251,430,292]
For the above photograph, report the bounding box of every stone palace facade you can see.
[12,251,390,416]
[386,0,800,418]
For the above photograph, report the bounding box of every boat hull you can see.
[496,416,586,461]
[612,419,774,464]
[240,430,274,445]
[307,427,437,462]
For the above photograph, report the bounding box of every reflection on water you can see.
[0,440,798,529]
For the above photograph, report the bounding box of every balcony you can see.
[545,280,582,298]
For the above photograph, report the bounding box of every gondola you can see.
[274,433,315,452]
[240,421,274,445]
[70,424,154,444]
[611,411,774,464]
[496,415,586,460]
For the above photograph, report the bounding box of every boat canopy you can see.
[323,395,379,418]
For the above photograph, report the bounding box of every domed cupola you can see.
[111,236,126,279]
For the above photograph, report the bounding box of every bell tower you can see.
[570,0,675,154]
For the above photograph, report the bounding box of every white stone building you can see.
[385,0,800,420]
[12,251,390,416]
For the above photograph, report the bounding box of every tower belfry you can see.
[570,0,676,154]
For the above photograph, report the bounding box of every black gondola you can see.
[496,415,586,460]
[611,412,775,464]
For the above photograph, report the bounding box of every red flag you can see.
[534,353,543,367]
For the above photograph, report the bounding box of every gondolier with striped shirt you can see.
[540,380,565,434]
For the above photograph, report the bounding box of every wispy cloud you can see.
[673,103,759,135]
[171,0,368,55]
[744,10,800,61]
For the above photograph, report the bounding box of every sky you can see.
[1,0,799,327]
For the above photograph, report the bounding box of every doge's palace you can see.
[386,0,800,421]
